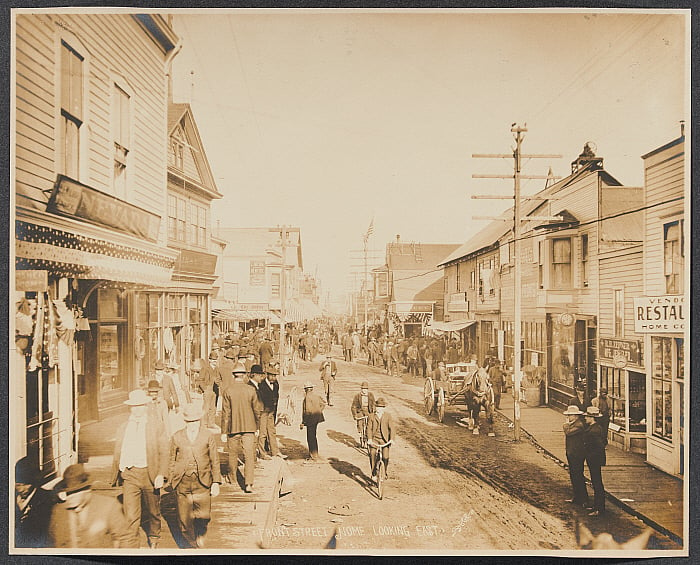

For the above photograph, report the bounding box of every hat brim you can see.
[56,479,91,495]
[124,399,148,406]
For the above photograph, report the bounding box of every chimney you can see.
[680,120,685,137]
[396,234,401,243]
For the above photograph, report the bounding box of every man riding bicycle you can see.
[351,381,376,447]
[367,397,394,482]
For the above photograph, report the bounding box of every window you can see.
[551,237,572,289]
[580,234,589,287]
[112,83,130,198]
[601,366,626,428]
[614,289,624,337]
[664,220,683,294]
[470,269,475,290]
[538,241,544,289]
[166,294,183,324]
[375,272,388,298]
[651,337,674,441]
[60,40,84,179]
[477,264,483,297]
[271,272,281,298]
[169,127,185,170]
[456,263,461,292]
[250,261,266,286]
[168,194,207,247]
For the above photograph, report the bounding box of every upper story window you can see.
[470,269,475,290]
[580,233,589,287]
[168,194,208,248]
[375,271,389,298]
[169,128,185,170]
[456,262,461,292]
[112,83,130,198]
[60,40,84,180]
[614,288,624,337]
[538,240,544,289]
[664,220,684,294]
[551,237,572,289]
[270,272,281,298]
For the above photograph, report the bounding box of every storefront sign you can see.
[47,175,160,242]
[16,269,48,291]
[634,295,685,333]
[175,249,217,276]
[239,303,268,311]
[599,338,641,366]
[391,302,434,314]
[250,261,266,285]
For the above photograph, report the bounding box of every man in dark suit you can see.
[247,364,267,459]
[152,359,179,412]
[168,404,221,548]
[14,456,56,548]
[258,337,274,373]
[111,389,169,549]
[319,354,337,406]
[563,404,590,508]
[584,406,607,516]
[220,362,259,493]
[301,382,326,461]
[351,381,376,447]
[367,397,394,481]
[258,365,286,459]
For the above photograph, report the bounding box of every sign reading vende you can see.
[634,295,685,333]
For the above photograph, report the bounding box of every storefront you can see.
[597,338,646,453]
[635,295,685,476]
[547,313,597,410]
[387,301,434,337]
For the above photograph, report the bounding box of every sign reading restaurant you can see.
[634,295,685,333]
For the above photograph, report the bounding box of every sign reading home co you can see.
[634,295,685,333]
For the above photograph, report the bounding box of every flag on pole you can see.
[363,217,374,244]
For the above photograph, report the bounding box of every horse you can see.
[468,367,495,436]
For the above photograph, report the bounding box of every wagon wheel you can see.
[424,378,435,416]
[437,387,446,423]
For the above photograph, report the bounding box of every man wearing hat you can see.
[591,387,611,445]
[14,456,55,547]
[147,379,170,436]
[169,404,221,548]
[218,349,237,390]
[197,352,222,429]
[220,361,259,492]
[247,365,267,459]
[319,354,337,406]
[152,359,179,413]
[301,382,326,460]
[167,359,191,409]
[111,389,169,549]
[48,464,135,548]
[259,337,274,373]
[584,406,607,516]
[367,397,394,482]
[351,381,376,447]
[562,405,589,508]
[259,364,285,459]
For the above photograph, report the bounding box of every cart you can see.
[423,362,478,422]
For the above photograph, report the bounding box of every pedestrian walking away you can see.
[319,354,337,406]
[583,406,607,516]
[196,352,220,429]
[220,361,259,493]
[248,364,268,459]
[111,389,169,549]
[14,456,56,548]
[168,403,221,548]
[301,381,326,460]
[488,359,505,410]
[351,381,376,447]
[367,397,395,481]
[49,464,136,548]
[562,405,589,508]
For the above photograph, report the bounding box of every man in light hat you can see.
[197,352,221,429]
[111,389,169,549]
[301,382,326,460]
[591,387,611,445]
[14,456,55,548]
[220,362,259,492]
[583,406,606,516]
[367,397,394,482]
[319,354,337,406]
[48,464,135,548]
[351,381,376,447]
[562,405,589,508]
[169,403,221,548]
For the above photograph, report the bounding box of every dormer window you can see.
[170,128,185,170]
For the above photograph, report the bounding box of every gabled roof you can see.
[218,227,303,269]
[168,102,222,199]
[386,243,460,271]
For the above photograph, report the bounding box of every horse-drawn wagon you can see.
[423,362,478,423]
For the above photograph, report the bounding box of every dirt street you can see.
[267,348,679,552]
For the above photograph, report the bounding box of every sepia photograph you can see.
[9,6,689,558]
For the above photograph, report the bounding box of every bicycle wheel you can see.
[361,421,368,450]
[376,458,385,500]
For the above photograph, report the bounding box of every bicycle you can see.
[368,439,393,499]
[354,415,368,450]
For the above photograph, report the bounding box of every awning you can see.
[425,320,476,332]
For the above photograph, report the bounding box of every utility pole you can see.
[363,237,368,331]
[472,125,561,441]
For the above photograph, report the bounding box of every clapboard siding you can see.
[599,247,643,337]
[15,12,172,234]
[643,140,685,296]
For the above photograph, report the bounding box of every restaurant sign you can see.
[599,338,641,366]
[16,269,48,292]
[47,175,160,242]
[634,295,685,333]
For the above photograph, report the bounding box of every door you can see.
[76,329,98,422]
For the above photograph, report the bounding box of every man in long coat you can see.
[258,337,274,373]
[583,406,607,516]
[220,362,259,493]
[197,351,222,428]
[301,382,326,460]
[14,456,56,548]
[319,354,337,406]
[562,405,589,508]
[367,397,395,481]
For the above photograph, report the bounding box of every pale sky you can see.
[169,9,688,304]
